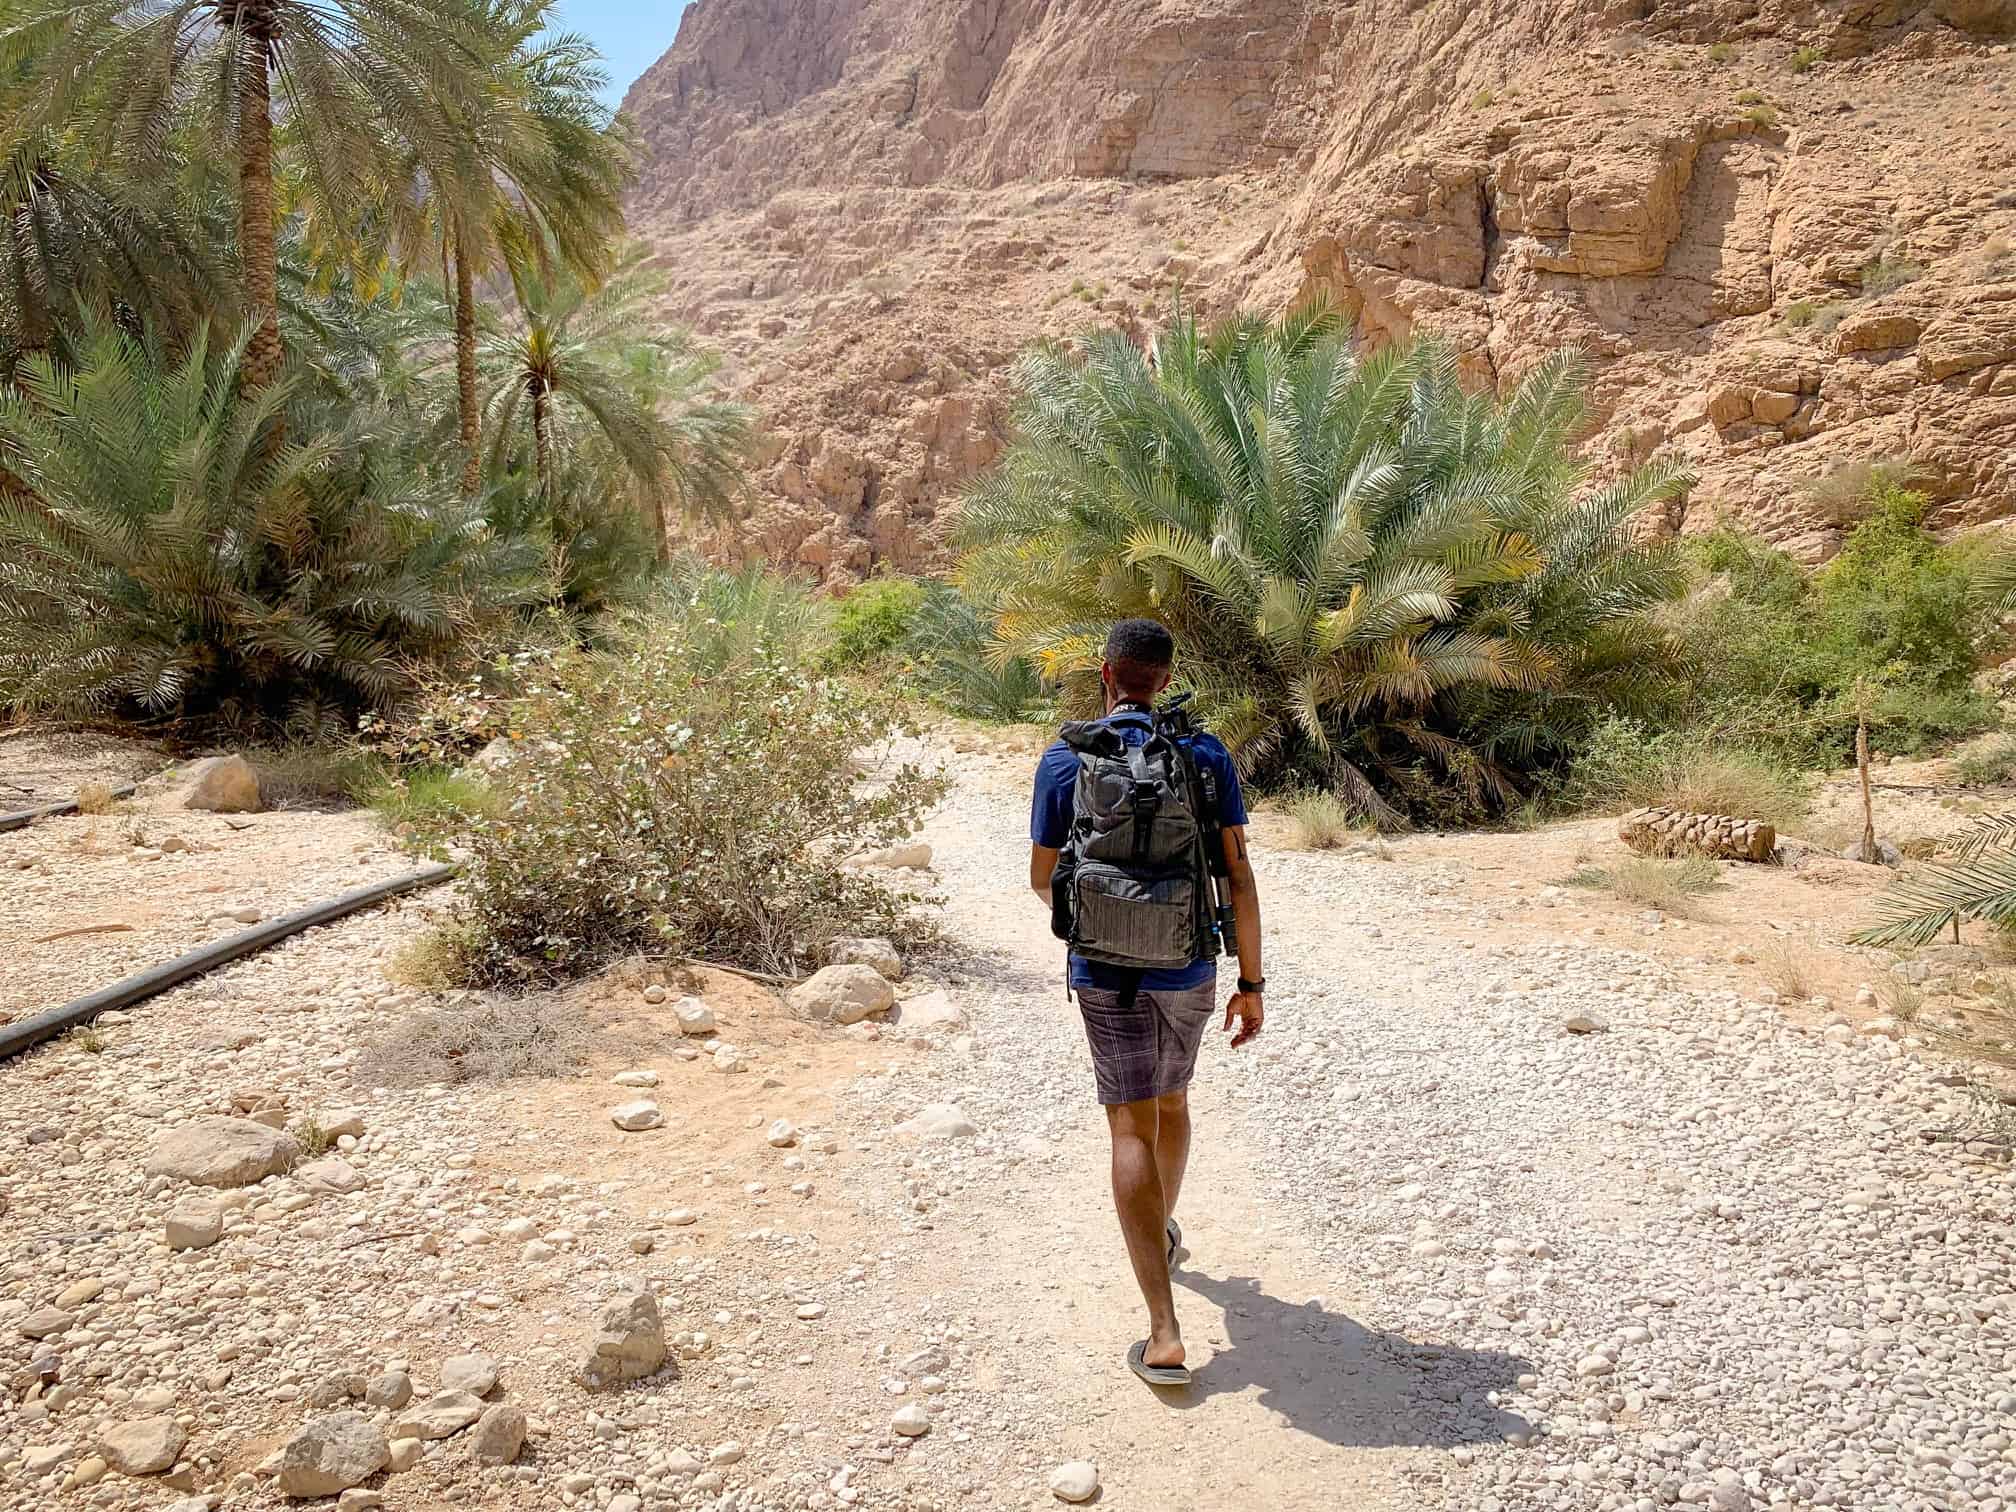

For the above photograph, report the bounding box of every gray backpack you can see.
[1049,705,1228,971]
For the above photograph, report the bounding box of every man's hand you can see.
[1224,990,1264,1048]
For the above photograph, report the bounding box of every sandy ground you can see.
[1,729,2012,1512]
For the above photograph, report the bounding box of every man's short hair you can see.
[1104,618,1175,696]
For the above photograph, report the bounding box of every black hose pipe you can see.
[0,864,457,1062]
[0,784,140,834]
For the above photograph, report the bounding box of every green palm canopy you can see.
[960,308,1693,823]
[1,0,509,389]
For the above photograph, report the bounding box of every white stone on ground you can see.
[1050,1461,1099,1502]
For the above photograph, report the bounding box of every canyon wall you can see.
[622,0,2016,578]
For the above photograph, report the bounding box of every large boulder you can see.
[274,1412,388,1497]
[581,1290,667,1389]
[789,963,896,1024]
[177,755,264,814]
[146,1118,298,1188]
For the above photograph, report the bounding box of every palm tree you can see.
[959,308,1691,823]
[391,0,628,495]
[0,0,508,390]
[479,243,754,563]
[0,313,542,733]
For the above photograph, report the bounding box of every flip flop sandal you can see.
[1128,1339,1192,1387]
[1165,1218,1183,1265]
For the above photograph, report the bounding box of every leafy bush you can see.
[1707,42,1736,62]
[1789,44,1823,73]
[960,312,1690,824]
[1674,487,1995,764]
[0,322,543,737]
[1283,790,1363,850]
[826,578,927,668]
[1557,716,1812,828]
[904,584,1052,723]
[432,625,947,984]
[1951,738,2016,788]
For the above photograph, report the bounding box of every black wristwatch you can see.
[1238,976,1267,995]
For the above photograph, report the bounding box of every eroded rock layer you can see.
[622,0,2016,579]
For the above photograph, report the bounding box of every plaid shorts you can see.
[1074,980,1217,1106]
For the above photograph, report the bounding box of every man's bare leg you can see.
[1105,1098,1183,1368]
[1154,1089,1192,1228]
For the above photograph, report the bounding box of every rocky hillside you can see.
[622,0,2016,579]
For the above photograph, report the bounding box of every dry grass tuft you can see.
[354,994,592,1088]
[384,924,481,992]
[67,1023,108,1054]
[293,1115,334,1160]
[72,780,117,815]
[1759,941,1815,1001]
[1563,855,1722,917]
[1283,790,1363,851]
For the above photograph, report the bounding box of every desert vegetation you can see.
[0,0,754,737]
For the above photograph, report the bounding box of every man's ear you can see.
[1156,667,1175,694]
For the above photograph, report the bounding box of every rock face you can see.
[622,0,2016,577]
[145,1117,299,1188]
[1618,806,1777,863]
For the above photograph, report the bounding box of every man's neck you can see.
[1107,696,1153,717]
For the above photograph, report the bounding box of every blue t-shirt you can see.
[1031,709,1248,991]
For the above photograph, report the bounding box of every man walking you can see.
[1029,619,1266,1386]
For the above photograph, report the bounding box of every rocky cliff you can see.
[622,0,2016,578]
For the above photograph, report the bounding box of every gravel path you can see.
[1,745,2011,1512]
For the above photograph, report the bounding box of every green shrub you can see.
[1741,103,1778,128]
[0,320,544,737]
[1470,86,1496,109]
[1707,42,1736,62]
[1952,738,2016,788]
[1675,487,1995,764]
[1557,716,1813,828]
[648,558,830,676]
[1789,44,1823,73]
[435,625,947,984]
[826,578,927,667]
[1735,89,1767,104]
[903,584,1052,723]
[961,313,1690,825]
[368,767,503,838]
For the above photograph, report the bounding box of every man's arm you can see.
[1030,844,1060,907]
[1220,824,1264,1047]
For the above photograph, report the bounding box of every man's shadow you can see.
[1165,1267,1533,1450]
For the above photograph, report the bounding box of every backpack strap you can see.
[1126,743,1161,863]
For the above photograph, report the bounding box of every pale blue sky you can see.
[551,0,692,110]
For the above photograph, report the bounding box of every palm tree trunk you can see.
[237,18,283,391]
[454,237,480,497]
[641,490,669,566]
[531,383,553,502]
